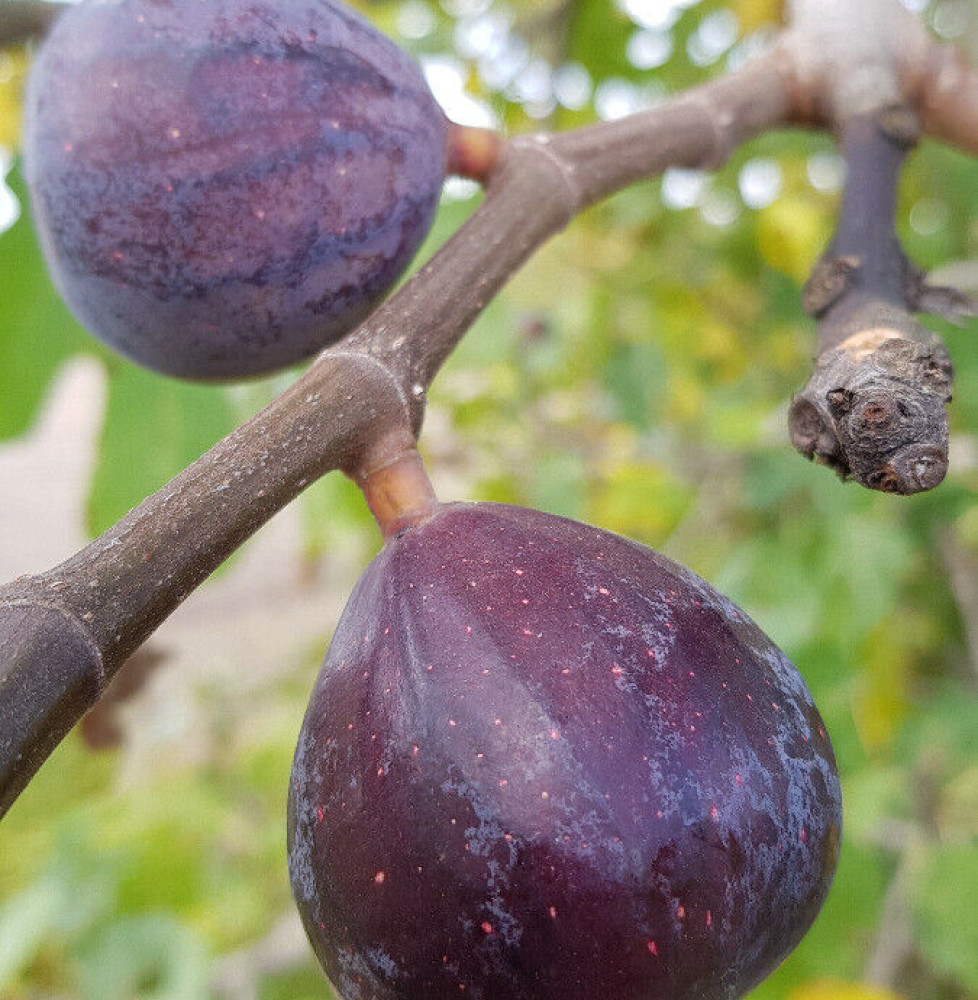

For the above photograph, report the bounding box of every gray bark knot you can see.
[789,326,953,495]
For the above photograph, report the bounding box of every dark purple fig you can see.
[288,503,842,1000]
[25,0,447,379]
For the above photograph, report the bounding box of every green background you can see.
[0,0,976,998]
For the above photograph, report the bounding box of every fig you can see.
[25,0,447,379]
[288,502,842,1000]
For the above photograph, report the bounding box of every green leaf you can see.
[910,843,978,990]
[841,767,910,847]
[748,841,889,999]
[789,981,906,1000]
[77,914,209,1000]
[261,965,337,1000]
[530,451,588,522]
[0,879,67,988]
[87,364,236,536]
[567,0,649,83]
[298,471,376,563]
[0,164,93,439]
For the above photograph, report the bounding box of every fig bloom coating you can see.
[25,0,447,379]
[289,503,842,1000]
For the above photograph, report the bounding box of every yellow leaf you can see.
[694,317,748,381]
[790,981,906,1000]
[956,506,978,550]
[667,370,704,423]
[757,196,831,285]
[851,619,912,754]
[939,765,978,840]
[732,0,784,32]
[0,47,29,149]
[588,460,691,546]
[766,322,808,375]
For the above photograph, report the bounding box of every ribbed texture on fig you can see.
[25,0,446,379]
[289,503,842,1000]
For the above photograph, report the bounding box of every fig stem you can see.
[359,447,440,540]
[445,123,504,185]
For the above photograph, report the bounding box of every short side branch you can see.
[789,114,956,495]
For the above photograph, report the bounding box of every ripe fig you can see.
[25,0,447,379]
[288,503,842,1000]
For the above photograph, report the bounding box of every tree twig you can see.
[864,853,915,990]
[0,48,798,817]
[863,759,941,991]
[788,112,956,494]
[784,0,978,497]
[0,0,63,46]
[0,0,976,818]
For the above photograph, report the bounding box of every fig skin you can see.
[288,503,842,1000]
[25,0,447,380]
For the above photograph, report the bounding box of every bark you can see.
[0,0,62,45]
[0,0,975,815]
[785,0,929,122]
[0,50,796,817]
[788,114,957,495]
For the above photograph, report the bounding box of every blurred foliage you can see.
[1,0,977,998]
[0,45,26,148]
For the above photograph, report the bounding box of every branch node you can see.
[802,256,862,318]
[0,595,107,691]
[321,348,418,433]
[507,134,583,221]
[684,95,737,169]
[877,104,920,147]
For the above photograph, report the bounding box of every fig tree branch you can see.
[908,43,978,156]
[0,0,975,817]
[0,47,798,817]
[0,0,61,45]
